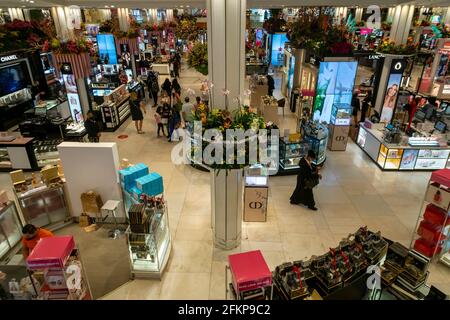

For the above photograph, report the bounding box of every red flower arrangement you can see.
[43,38,94,55]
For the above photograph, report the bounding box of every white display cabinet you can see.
[125,203,171,279]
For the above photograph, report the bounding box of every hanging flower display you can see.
[377,39,418,55]
[0,19,53,53]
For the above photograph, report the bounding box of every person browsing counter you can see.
[22,224,54,258]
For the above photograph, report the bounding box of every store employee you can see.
[21,224,54,258]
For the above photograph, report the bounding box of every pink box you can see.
[27,236,75,270]
[228,250,272,295]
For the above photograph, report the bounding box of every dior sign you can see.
[0,55,18,63]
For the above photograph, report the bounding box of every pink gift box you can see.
[27,236,75,270]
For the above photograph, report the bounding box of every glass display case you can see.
[126,203,171,279]
[0,202,22,261]
[15,184,69,228]
[33,139,62,168]
[330,103,352,126]
[301,121,329,166]
[0,148,12,169]
[279,138,310,170]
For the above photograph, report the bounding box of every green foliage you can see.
[187,42,208,75]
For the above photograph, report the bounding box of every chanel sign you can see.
[0,55,18,62]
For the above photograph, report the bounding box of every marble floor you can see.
[1,63,449,299]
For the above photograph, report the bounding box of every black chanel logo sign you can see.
[249,202,263,209]
[335,136,346,141]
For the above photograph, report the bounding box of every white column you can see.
[207,0,246,110]
[8,8,24,21]
[390,5,414,45]
[355,8,363,23]
[118,8,130,32]
[23,9,31,21]
[389,5,402,42]
[148,9,157,22]
[166,9,174,22]
[51,7,71,40]
[444,7,450,25]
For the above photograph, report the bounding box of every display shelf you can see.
[0,201,22,261]
[14,184,70,229]
[410,169,450,265]
[125,202,172,279]
[26,236,92,300]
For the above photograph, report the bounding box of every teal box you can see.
[131,187,142,201]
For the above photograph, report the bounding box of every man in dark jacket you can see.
[267,74,275,96]
[84,111,101,142]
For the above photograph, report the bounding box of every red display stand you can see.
[227,250,272,300]
[26,236,92,300]
[411,169,450,266]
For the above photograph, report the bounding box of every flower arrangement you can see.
[189,106,268,170]
[187,42,208,75]
[43,38,94,55]
[287,9,353,56]
[263,17,287,34]
[99,20,115,33]
[381,21,391,31]
[176,16,199,41]
[377,39,418,55]
[0,19,52,53]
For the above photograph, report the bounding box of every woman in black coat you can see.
[290,150,321,211]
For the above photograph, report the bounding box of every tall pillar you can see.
[207,0,246,110]
[148,9,157,23]
[355,8,363,23]
[166,9,174,22]
[51,7,72,40]
[390,5,414,45]
[118,8,130,32]
[444,7,450,25]
[8,8,25,21]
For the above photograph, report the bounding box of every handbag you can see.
[304,176,319,189]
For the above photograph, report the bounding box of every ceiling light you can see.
[105,5,109,8]
[110,5,114,7]
[30,0,34,3]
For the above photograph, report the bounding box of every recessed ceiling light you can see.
[105,5,109,8]
[110,5,114,7]
[30,0,34,3]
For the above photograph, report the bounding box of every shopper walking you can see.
[168,104,181,142]
[154,112,165,137]
[351,91,360,127]
[84,111,101,142]
[267,74,275,97]
[130,91,147,134]
[290,150,321,211]
[161,78,172,97]
[172,78,181,97]
[146,72,160,108]
[181,96,195,123]
[157,102,171,137]
[360,92,372,123]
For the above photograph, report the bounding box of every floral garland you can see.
[0,19,53,53]
[189,106,269,170]
[377,39,418,55]
[42,38,94,55]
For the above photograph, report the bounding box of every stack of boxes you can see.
[119,163,164,200]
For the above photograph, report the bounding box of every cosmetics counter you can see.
[100,84,131,132]
[357,123,450,171]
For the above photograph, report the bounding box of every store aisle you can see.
[0,65,449,300]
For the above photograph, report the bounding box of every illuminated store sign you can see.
[0,55,18,62]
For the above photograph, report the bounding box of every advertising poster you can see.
[399,149,418,170]
[270,33,288,67]
[436,54,449,78]
[313,61,357,123]
[61,65,83,123]
[380,73,401,123]
[379,58,405,123]
[97,34,118,65]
